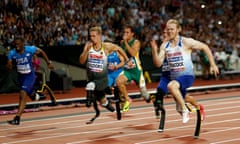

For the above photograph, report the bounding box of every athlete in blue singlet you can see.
[107,51,124,89]
[6,36,54,125]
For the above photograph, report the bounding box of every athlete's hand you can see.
[108,63,115,71]
[210,64,219,78]
[84,42,93,53]
[48,63,54,70]
[123,34,128,42]
[150,39,158,52]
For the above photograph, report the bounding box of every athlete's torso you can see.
[107,51,122,74]
[163,36,194,79]
[8,46,37,74]
[87,43,108,79]
[121,38,142,70]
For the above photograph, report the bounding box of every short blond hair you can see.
[89,26,102,35]
[166,19,181,29]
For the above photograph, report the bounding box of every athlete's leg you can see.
[138,72,150,103]
[169,76,195,123]
[153,77,169,118]
[8,74,36,125]
[185,94,205,121]
[97,90,115,112]
[113,86,121,120]
[168,80,189,123]
[116,73,131,112]
[154,88,166,118]
[85,82,96,107]
[116,74,130,101]
[106,74,114,95]
[185,95,198,109]
[154,88,167,132]
[168,80,187,110]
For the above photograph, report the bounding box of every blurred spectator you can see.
[32,54,41,72]
[215,46,228,71]
[0,0,239,72]
[198,51,211,79]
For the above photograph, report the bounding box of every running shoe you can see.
[36,92,46,101]
[182,109,190,123]
[8,116,20,125]
[30,92,46,101]
[199,104,205,121]
[122,99,131,112]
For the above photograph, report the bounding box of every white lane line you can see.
[1,98,239,144]
[1,103,239,136]
[136,126,240,144]
[210,138,240,144]
[67,119,240,144]
[2,113,240,144]
[1,100,239,137]
[1,97,239,131]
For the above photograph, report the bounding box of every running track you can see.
[0,78,240,144]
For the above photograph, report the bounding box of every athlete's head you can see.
[166,19,182,41]
[123,24,135,41]
[89,26,102,44]
[14,36,25,52]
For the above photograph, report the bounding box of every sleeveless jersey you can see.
[8,46,37,74]
[107,51,123,74]
[87,43,108,81]
[121,38,142,70]
[164,36,194,79]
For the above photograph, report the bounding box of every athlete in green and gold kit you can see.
[117,25,150,112]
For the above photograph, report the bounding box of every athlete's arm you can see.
[151,40,166,68]
[123,39,140,57]
[105,42,129,63]
[6,60,13,70]
[79,42,92,64]
[35,47,54,69]
[115,52,125,70]
[187,38,219,77]
[6,51,13,70]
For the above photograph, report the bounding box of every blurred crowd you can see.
[0,0,240,71]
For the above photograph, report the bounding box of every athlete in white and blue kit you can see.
[6,36,54,125]
[151,19,219,123]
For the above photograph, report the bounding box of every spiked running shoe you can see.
[122,99,132,112]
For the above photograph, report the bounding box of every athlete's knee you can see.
[19,90,27,99]
[167,80,179,92]
[86,82,96,91]
[155,88,165,105]
[116,75,126,86]
[156,89,165,98]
